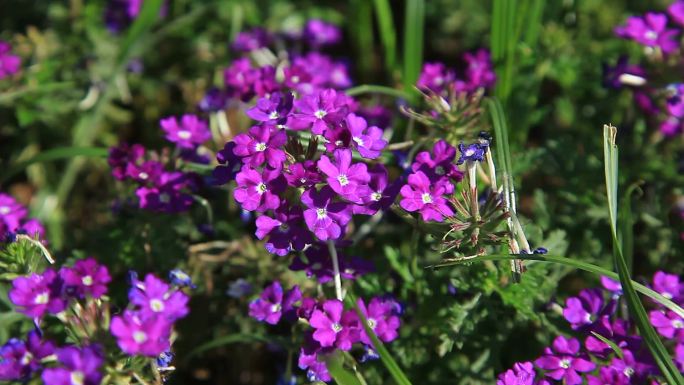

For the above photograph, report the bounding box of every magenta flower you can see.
[292,89,348,134]
[248,281,301,325]
[676,343,684,371]
[292,52,352,90]
[107,142,145,181]
[9,269,66,318]
[400,171,454,222]
[0,41,21,79]
[660,115,684,137]
[303,19,342,47]
[356,297,401,345]
[60,258,111,299]
[417,62,455,95]
[125,159,164,184]
[41,345,103,385]
[301,186,352,241]
[615,13,679,54]
[344,113,387,159]
[232,28,271,52]
[233,125,288,169]
[354,164,400,215]
[0,193,27,231]
[0,331,55,381]
[496,361,536,385]
[670,1,684,26]
[234,167,285,212]
[534,336,596,385]
[584,316,635,357]
[285,160,323,188]
[318,149,371,203]
[213,141,243,185]
[649,310,684,340]
[458,49,496,92]
[223,58,259,100]
[135,171,194,213]
[128,273,189,321]
[110,311,172,356]
[255,206,311,256]
[608,349,652,384]
[562,288,605,329]
[309,299,359,351]
[652,271,683,302]
[246,92,293,125]
[411,139,462,185]
[600,276,622,295]
[298,333,331,382]
[159,114,211,149]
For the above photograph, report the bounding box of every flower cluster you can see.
[0,40,20,80]
[2,256,191,384]
[497,270,684,385]
[0,193,45,242]
[609,3,684,136]
[108,114,212,213]
[249,281,401,382]
[416,49,496,96]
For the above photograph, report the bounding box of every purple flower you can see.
[60,258,111,299]
[411,140,463,185]
[309,299,359,350]
[301,186,352,241]
[248,282,301,324]
[584,316,636,357]
[41,345,103,385]
[417,63,455,95]
[670,1,684,26]
[615,13,679,54]
[344,113,387,159]
[9,269,66,318]
[126,159,164,184]
[459,49,496,92]
[602,56,646,89]
[255,206,311,256]
[652,271,683,303]
[168,269,194,288]
[232,28,271,52]
[292,89,348,134]
[660,115,684,137]
[234,167,285,212]
[496,361,536,385]
[563,288,605,329]
[298,333,331,382]
[159,114,211,149]
[400,171,454,222]
[135,172,194,213]
[457,142,488,165]
[648,310,684,340]
[213,142,243,185]
[0,41,21,79]
[303,20,342,47]
[600,276,622,295]
[354,164,400,215]
[233,125,288,169]
[534,336,596,385]
[356,297,401,345]
[0,331,55,381]
[18,218,46,241]
[110,311,172,356]
[318,149,371,203]
[608,349,652,383]
[128,273,189,321]
[676,342,684,371]
[198,87,227,112]
[246,92,294,126]
[0,193,27,231]
[292,53,352,90]
[285,160,323,188]
[107,143,145,181]
[223,58,259,101]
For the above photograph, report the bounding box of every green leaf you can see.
[0,147,108,185]
[346,292,413,385]
[373,0,397,75]
[402,0,425,99]
[346,84,411,100]
[326,352,364,385]
[590,331,624,359]
[602,125,684,385]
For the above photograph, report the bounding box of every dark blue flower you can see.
[456,142,488,165]
[169,269,195,289]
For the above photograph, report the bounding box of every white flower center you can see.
[133,331,148,344]
[371,191,382,201]
[645,30,658,41]
[367,318,377,329]
[20,352,33,365]
[314,110,327,119]
[278,223,290,233]
[435,166,445,175]
[421,193,433,204]
[70,370,85,385]
[270,303,282,313]
[465,149,475,156]
[623,367,635,378]
[159,193,171,204]
[150,299,165,312]
[559,359,571,369]
[138,172,149,180]
[256,182,268,194]
[663,292,674,299]
[34,292,50,305]
[300,177,307,184]
[337,174,349,186]
[672,319,684,329]
[269,111,279,120]
[0,206,10,215]
[331,323,343,333]
[177,130,192,140]
[81,275,93,286]
[353,137,364,146]
[291,75,300,83]
[255,142,267,152]
[335,140,343,146]
[316,208,327,219]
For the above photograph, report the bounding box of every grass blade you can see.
[602,124,683,385]
[346,84,411,100]
[373,0,398,76]
[346,292,413,385]
[0,147,108,186]
[402,0,424,98]
[326,352,364,385]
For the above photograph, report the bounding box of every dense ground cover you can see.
[0,1,682,384]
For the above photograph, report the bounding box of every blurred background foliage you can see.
[0,0,682,384]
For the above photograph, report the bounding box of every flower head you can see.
[128,274,189,321]
[255,206,311,256]
[246,92,294,126]
[356,297,401,345]
[60,258,111,299]
[168,269,194,288]
[399,171,454,222]
[309,299,359,350]
[159,115,211,149]
[0,331,55,381]
[615,13,679,54]
[457,142,488,165]
[233,125,288,169]
[562,288,606,330]
[232,28,271,52]
[303,20,342,47]
[0,193,27,231]
[417,63,455,95]
[649,310,684,340]
[0,41,21,79]
[248,282,301,325]
[212,142,243,185]
[496,362,536,385]
[317,149,371,203]
[602,56,646,89]
[412,140,463,184]
[234,167,286,212]
[292,89,349,134]
[41,345,104,385]
[110,311,172,356]
[652,271,683,303]
[301,186,352,241]
[10,269,66,318]
[135,172,194,213]
[534,336,595,385]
